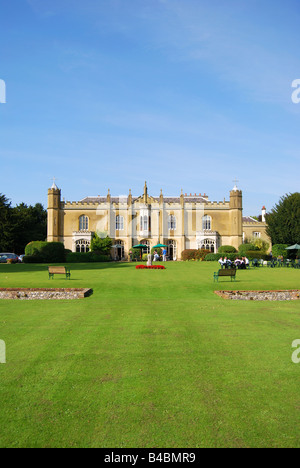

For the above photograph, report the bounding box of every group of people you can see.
[153,248,167,262]
[218,256,249,269]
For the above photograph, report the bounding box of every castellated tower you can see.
[229,187,243,250]
[47,181,62,242]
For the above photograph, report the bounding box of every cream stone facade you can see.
[47,182,270,260]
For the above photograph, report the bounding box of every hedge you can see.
[238,243,259,256]
[245,251,269,261]
[181,249,211,261]
[218,245,237,254]
[66,252,110,263]
[24,241,65,263]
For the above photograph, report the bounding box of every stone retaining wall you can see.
[0,288,92,300]
[215,290,300,301]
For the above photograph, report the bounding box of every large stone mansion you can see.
[47,181,270,260]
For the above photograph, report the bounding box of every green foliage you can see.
[0,194,47,253]
[0,194,13,251]
[90,234,113,254]
[204,253,223,261]
[245,251,269,261]
[129,248,142,260]
[181,249,211,261]
[250,237,269,253]
[266,192,300,244]
[218,245,237,254]
[238,243,259,256]
[272,244,289,259]
[66,252,110,263]
[25,241,65,263]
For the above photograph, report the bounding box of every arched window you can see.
[114,240,125,260]
[202,215,211,230]
[116,215,124,231]
[167,240,177,260]
[200,238,215,253]
[168,215,176,230]
[75,239,90,253]
[79,215,89,231]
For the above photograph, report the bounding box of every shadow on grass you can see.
[0,261,135,274]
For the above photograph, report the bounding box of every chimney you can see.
[262,206,266,222]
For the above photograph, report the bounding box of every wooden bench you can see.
[214,268,236,282]
[48,266,71,280]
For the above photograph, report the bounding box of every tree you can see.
[0,194,47,253]
[90,233,113,255]
[266,193,300,244]
[10,203,47,254]
[0,194,13,251]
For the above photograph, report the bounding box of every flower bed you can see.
[136,265,166,270]
[0,288,93,300]
[214,290,300,301]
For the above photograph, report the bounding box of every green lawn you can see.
[0,261,299,448]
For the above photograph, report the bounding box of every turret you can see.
[229,184,243,249]
[47,180,61,242]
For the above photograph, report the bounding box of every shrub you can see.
[129,248,142,261]
[245,251,269,261]
[272,244,288,259]
[204,253,223,261]
[218,245,237,254]
[238,243,259,256]
[90,234,113,255]
[181,249,211,261]
[66,252,110,263]
[25,241,65,263]
[195,249,211,260]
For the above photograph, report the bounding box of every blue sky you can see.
[0,0,299,215]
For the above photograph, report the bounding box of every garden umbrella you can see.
[132,244,149,260]
[152,243,167,248]
[285,244,300,250]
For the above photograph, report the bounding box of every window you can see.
[114,240,125,260]
[116,215,124,231]
[167,240,177,260]
[168,215,176,230]
[202,215,211,230]
[75,239,90,253]
[200,238,215,253]
[140,239,150,254]
[79,215,89,231]
[253,232,261,238]
[140,215,148,231]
